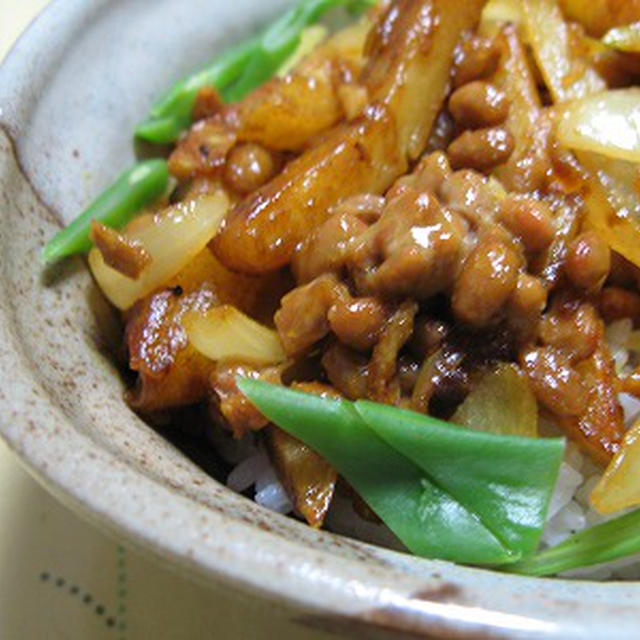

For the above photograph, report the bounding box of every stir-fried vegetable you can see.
[559,0,640,37]
[134,38,258,144]
[267,425,337,528]
[239,379,514,564]
[222,0,372,104]
[578,152,640,220]
[136,0,377,144]
[577,160,640,272]
[603,22,640,52]
[89,191,229,310]
[42,159,169,264]
[275,25,329,77]
[508,508,640,576]
[591,417,640,513]
[452,364,538,438]
[557,89,640,163]
[489,19,545,192]
[239,379,565,564]
[184,305,286,365]
[521,0,605,103]
[480,0,522,33]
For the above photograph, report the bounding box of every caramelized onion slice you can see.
[557,89,640,163]
[560,0,640,38]
[591,417,640,514]
[452,363,538,438]
[602,22,640,53]
[480,0,522,34]
[577,152,640,269]
[276,25,329,77]
[522,0,605,103]
[89,192,229,310]
[184,305,286,365]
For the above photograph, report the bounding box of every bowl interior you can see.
[1,1,640,637]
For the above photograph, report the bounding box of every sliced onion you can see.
[452,363,538,438]
[575,150,640,268]
[591,417,640,514]
[628,330,640,353]
[480,0,522,35]
[184,305,286,365]
[559,0,640,38]
[277,25,329,77]
[522,0,605,103]
[557,89,640,163]
[603,22,640,53]
[89,192,229,310]
[558,0,606,36]
[578,150,640,222]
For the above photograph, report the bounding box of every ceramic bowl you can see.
[1,1,639,637]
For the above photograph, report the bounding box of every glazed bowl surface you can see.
[1,1,639,637]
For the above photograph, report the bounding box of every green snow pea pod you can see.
[238,378,517,566]
[507,507,640,576]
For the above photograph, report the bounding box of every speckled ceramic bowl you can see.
[1,1,639,637]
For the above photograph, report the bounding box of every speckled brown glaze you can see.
[1,2,640,638]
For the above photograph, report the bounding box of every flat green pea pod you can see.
[136,0,377,144]
[602,23,640,53]
[42,159,169,264]
[238,379,515,565]
[135,38,259,144]
[238,379,567,566]
[506,507,640,577]
[224,0,376,103]
[357,401,564,557]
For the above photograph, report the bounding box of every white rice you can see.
[221,316,640,579]
[222,440,293,514]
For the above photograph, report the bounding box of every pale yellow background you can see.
[0,2,330,638]
[0,0,49,61]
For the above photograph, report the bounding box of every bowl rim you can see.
[2,1,640,637]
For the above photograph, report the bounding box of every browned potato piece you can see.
[165,249,291,326]
[556,343,624,467]
[126,287,217,412]
[364,0,485,161]
[125,249,291,412]
[490,25,550,193]
[521,326,624,467]
[266,381,340,527]
[267,426,337,528]
[234,19,371,152]
[234,73,342,151]
[212,0,489,274]
[559,0,640,37]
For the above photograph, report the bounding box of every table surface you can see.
[0,3,331,638]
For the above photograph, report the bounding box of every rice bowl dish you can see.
[36,0,640,577]
[6,7,635,636]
